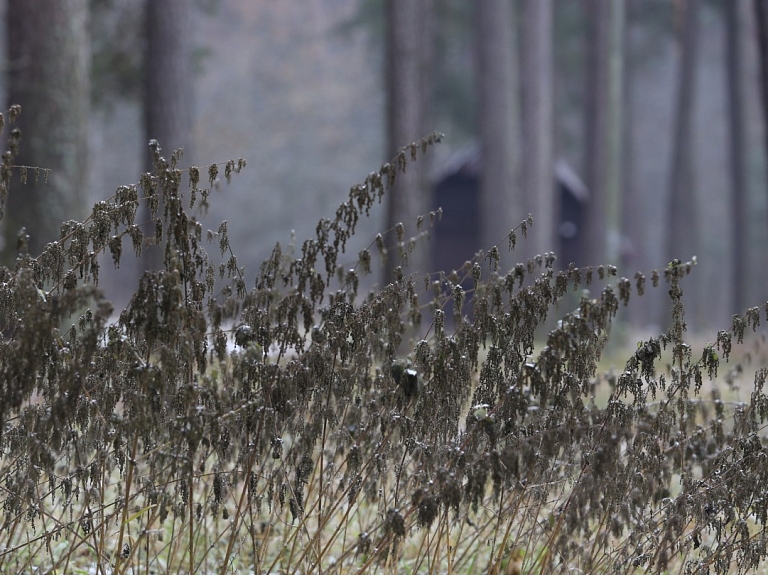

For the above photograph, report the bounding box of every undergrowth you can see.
[2,105,768,574]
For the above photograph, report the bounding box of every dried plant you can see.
[2,106,768,574]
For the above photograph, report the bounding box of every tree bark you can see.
[605,0,626,265]
[384,0,434,283]
[4,0,90,259]
[663,0,700,325]
[756,0,768,195]
[520,0,554,259]
[583,0,626,269]
[475,0,520,265]
[727,0,747,315]
[753,0,768,312]
[142,0,194,271]
[144,0,194,168]
[622,0,649,325]
[583,0,610,267]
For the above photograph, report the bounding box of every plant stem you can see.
[114,432,139,575]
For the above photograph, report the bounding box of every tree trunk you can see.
[383,0,434,284]
[583,0,626,269]
[663,0,700,325]
[727,0,747,315]
[475,0,520,266]
[4,0,90,259]
[753,0,768,311]
[520,0,554,259]
[582,0,610,267]
[142,0,194,271]
[756,0,768,193]
[622,0,649,325]
[605,0,626,265]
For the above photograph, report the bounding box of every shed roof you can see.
[433,141,590,203]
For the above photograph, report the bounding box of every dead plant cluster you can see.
[1,107,768,574]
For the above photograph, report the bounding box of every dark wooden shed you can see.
[431,145,482,280]
[431,143,590,276]
[553,159,590,268]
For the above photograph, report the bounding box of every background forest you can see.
[3,0,768,334]
[6,2,768,574]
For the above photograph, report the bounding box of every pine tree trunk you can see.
[520,0,554,259]
[727,0,747,314]
[476,0,520,264]
[663,0,699,328]
[605,0,625,265]
[755,0,768,208]
[384,0,434,283]
[622,0,649,325]
[583,0,610,267]
[4,0,90,259]
[142,0,194,271]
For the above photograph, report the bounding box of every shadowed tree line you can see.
[4,0,768,330]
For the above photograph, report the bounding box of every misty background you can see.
[2,0,768,335]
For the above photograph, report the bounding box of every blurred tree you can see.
[432,1,475,142]
[90,0,213,110]
[142,0,195,271]
[758,0,768,158]
[475,0,520,260]
[343,0,474,146]
[520,0,555,258]
[755,0,768,300]
[622,0,650,325]
[583,0,627,269]
[3,0,90,260]
[726,0,747,314]
[384,0,434,283]
[582,0,610,266]
[605,0,626,266]
[663,0,700,319]
[90,0,144,109]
